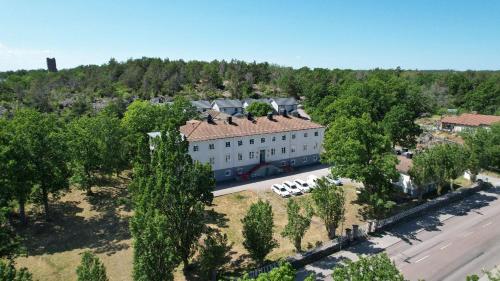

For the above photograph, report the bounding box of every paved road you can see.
[296,184,500,281]
[214,164,361,197]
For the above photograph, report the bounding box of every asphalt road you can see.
[296,184,500,281]
[213,164,361,197]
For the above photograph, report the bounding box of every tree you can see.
[0,208,23,259]
[0,259,32,281]
[197,231,233,280]
[76,251,109,281]
[131,125,215,279]
[238,262,296,281]
[246,102,275,117]
[382,105,422,148]
[462,123,500,179]
[281,199,313,251]
[410,144,467,195]
[67,113,126,195]
[311,178,345,239]
[331,253,406,281]
[322,114,399,218]
[242,200,278,264]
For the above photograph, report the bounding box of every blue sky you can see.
[1,0,500,71]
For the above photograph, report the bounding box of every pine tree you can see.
[76,251,109,281]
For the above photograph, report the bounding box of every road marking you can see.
[482,222,492,228]
[440,243,452,250]
[415,255,430,263]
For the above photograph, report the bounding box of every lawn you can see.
[14,180,364,281]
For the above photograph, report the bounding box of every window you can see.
[303,144,307,151]
[313,143,318,149]
[193,145,199,152]
[238,153,243,161]
[237,168,243,175]
[249,151,255,159]
[304,132,308,137]
[291,146,295,153]
[225,142,231,148]
[225,154,231,162]
[272,136,276,142]
[282,135,286,141]
[281,147,286,154]
[225,170,232,177]
[250,139,254,145]
[209,143,215,150]
[209,157,215,165]
[314,131,319,137]
[292,134,296,139]
[238,140,243,146]
[271,148,276,155]
[261,137,265,143]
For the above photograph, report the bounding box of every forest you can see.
[0,58,499,119]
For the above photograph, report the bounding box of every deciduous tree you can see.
[0,259,32,281]
[246,102,274,117]
[197,230,232,280]
[311,178,345,239]
[331,253,406,281]
[281,199,313,251]
[242,200,278,264]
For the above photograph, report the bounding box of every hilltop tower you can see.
[46,57,57,72]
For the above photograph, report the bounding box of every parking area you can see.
[214,164,361,197]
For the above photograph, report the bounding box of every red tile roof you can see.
[180,115,324,142]
[441,113,500,127]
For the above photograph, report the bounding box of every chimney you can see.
[282,109,288,117]
[267,112,273,120]
[247,112,253,121]
[207,114,213,123]
[226,116,232,124]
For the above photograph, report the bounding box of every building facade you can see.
[211,99,244,115]
[151,114,325,182]
[440,113,500,132]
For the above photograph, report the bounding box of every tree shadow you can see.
[16,185,132,257]
[204,208,229,228]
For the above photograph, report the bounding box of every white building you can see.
[440,113,500,132]
[394,155,436,197]
[270,98,299,114]
[150,114,325,182]
[211,99,243,115]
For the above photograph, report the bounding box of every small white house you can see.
[395,155,436,197]
[270,98,299,114]
[212,99,244,115]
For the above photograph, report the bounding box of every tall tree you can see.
[322,114,398,218]
[197,230,232,280]
[76,251,109,281]
[382,105,422,148]
[311,177,346,239]
[331,253,406,281]
[241,200,278,264]
[131,125,215,279]
[281,199,313,251]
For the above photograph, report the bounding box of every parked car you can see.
[325,175,343,186]
[294,179,311,193]
[307,175,320,188]
[271,184,290,197]
[283,181,302,196]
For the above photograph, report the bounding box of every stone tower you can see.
[46,57,57,72]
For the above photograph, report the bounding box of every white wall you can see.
[187,127,325,171]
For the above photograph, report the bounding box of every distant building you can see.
[394,155,436,197]
[191,100,212,112]
[46,58,57,72]
[270,97,298,114]
[149,114,325,182]
[211,99,243,115]
[440,113,500,132]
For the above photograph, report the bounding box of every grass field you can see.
[15,180,363,281]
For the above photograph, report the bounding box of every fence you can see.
[243,183,488,278]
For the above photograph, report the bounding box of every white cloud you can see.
[0,42,52,71]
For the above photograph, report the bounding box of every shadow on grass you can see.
[17,183,132,257]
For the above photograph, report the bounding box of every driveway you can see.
[214,164,361,197]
